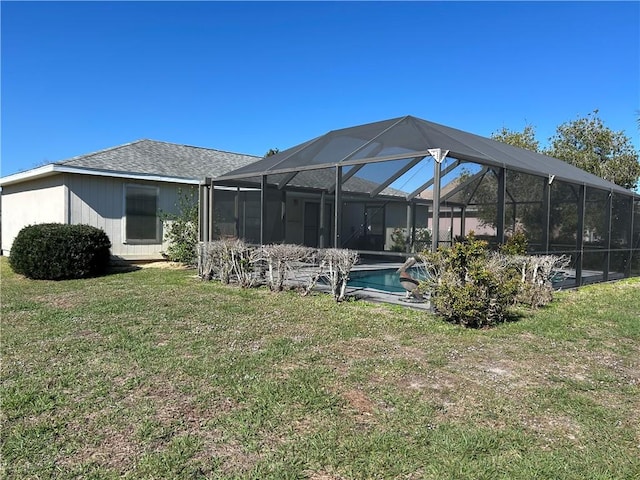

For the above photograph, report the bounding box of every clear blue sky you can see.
[2,1,639,177]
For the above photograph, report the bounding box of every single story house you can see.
[0,139,260,260]
[3,115,639,288]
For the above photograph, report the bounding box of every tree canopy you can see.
[490,112,640,191]
[460,113,639,246]
[544,111,640,191]
[491,124,540,152]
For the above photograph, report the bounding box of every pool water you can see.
[348,267,426,293]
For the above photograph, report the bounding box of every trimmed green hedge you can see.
[9,223,112,280]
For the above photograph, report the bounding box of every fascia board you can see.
[0,164,200,187]
[0,164,57,186]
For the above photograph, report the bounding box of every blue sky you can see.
[2,1,639,177]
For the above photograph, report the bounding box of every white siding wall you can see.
[1,176,66,255]
[66,174,189,259]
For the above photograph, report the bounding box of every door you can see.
[364,205,385,250]
[304,202,320,247]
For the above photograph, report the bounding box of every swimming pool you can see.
[348,267,426,293]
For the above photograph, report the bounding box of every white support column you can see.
[429,149,449,252]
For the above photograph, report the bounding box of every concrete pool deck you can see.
[291,259,614,311]
[307,260,434,311]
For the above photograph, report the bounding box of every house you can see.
[0,140,260,260]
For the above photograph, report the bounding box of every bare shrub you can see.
[300,254,324,297]
[200,242,358,300]
[318,248,359,302]
[198,239,264,287]
[198,240,235,283]
[230,240,262,288]
[262,244,315,291]
[508,254,570,308]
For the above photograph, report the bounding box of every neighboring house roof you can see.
[0,139,261,187]
[287,169,407,197]
[217,115,637,197]
[418,179,461,201]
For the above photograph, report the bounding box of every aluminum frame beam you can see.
[369,156,425,198]
[406,159,461,200]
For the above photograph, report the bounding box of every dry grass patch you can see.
[33,292,84,310]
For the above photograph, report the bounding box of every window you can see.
[124,184,160,243]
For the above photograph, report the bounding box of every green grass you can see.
[1,257,639,479]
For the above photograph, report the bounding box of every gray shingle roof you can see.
[57,139,261,180]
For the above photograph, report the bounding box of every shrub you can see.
[229,240,262,288]
[499,231,569,308]
[197,239,262,288]
[500,230,529,255]
[414,228,432,252]
[390,228,407,252]
[160,188,198,265]
[422,232,570,326]
[198,241,359,302]
[198,239,234,283]
[9,223,111,280]
[262,244,314,291]
[318,248,359,302]
[422,234,519,327]
[507,254,570,308]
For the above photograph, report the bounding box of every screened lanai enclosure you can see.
[200,115,640,287]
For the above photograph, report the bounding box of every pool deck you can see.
[300,259,614,312]
[313,260,434,311]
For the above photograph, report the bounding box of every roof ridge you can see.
[136,139,262,158]
[56,138,261,165]
[57,139,148,165]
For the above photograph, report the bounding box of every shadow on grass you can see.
[107,263,142,275]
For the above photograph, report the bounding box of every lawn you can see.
[1,257,639,479]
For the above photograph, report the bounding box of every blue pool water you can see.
[348,267,426,293]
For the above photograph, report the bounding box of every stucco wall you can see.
[1,176,66,255]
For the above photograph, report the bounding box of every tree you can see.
[265,148,280,157]
[459,125,544,239]
[545,110,640,190]
[491,124,540,152]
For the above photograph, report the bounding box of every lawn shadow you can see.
[107,257,142,275]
